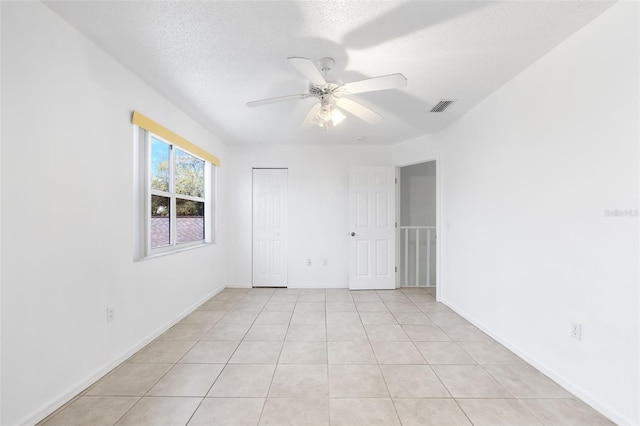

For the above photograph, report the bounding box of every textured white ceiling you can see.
[45,1,613,145]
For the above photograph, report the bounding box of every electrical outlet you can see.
[306,259,312,266]
[323,258,328,267]
[570,322,581,340]
[107,306,115,323]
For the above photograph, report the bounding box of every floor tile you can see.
[350,291,382,302]
[52,288,609,426]
[115,396,201,425]
[248,288,275,295]
[417,302,452,313]
[359,311,398,325]
[180,310,226,325]
[393,398,472,426]
[458,341,524,365]
[291,310,326,325]
[521,399,615,425]
[259,398,329,426]
[87,363,172,396]
[159,323,212,341]
[484,364,572,398]
[254,311,292,325]
[426,312,470,327]
[197,301,234,311]
[147,363,223,397]
[356,301,389,312]
[286,324,326,341]
[208,364,275,397]
[431,365,511,398]
[297,292,327,303]
[329,365,389,397]
[129,340,195,363]
[263,301,296,312]
[279,341,328,364]
[325,290,353,302]
[240,294,271,302]
[380,365,450,398]
[457,399,543,426]
[43,396,138,426]
[364,324,410,341]
[202,323,250,340]
[327,323,368,341]
[402,324,451,341]
[370,341,426,364]
[392,311,433,325]
[329,398,400,426]
[406,294,435,304]
[188,398,264,426]
[377,292,409,302]
[180,340,239,364]
[269,294,299,303]
[414,341,476,364]
[439,324,493,341]
[217,310,259,326]
[214,292,245,302]
[295,301,326,312]
[269,364,328,398]
[232,302,266,313]
[244,324,288,341]
[384,302,421,313]
[229,341,282,364]
[327,341,377,364]
[326,311,361,326]
[325,301,356,312]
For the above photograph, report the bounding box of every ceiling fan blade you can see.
[246,93,310,108]
[287,57,326,86]
[342,73,407,94]
[301,103,321,129]
[336,97,383,125]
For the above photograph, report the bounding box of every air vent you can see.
[430,99,456,113]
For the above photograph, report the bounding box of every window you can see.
[132,111,219,259]
[150,137,207,249]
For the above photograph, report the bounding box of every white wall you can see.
[0,3,228,425]
[394,3,639,424]
[224,144,393,288]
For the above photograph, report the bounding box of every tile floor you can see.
[40,287,614,426]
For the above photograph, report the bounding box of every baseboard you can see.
[224,284,252,289]
[20,285,224,426]
[440,297,636,426]
[230,283,349,289]
[287,283,347,289]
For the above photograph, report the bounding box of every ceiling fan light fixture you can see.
[331,108,346,126]
[247,57,407,131]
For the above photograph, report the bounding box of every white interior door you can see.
[349,166,396,290]
[252,168,288,287]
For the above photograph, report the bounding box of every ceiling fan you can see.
[246,57,407,130]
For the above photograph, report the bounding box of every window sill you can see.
[134,241,213,262]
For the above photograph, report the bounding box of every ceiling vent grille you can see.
[430,99,456,113]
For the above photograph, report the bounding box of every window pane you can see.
[175,148,204,197]
[151,137,170,192]
[151,195,170,248]
[176,199,204,243]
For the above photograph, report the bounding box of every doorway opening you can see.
[398,161,437,289]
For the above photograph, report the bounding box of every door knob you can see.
[350,232,356,237]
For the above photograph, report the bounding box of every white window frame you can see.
[134,126,214,260]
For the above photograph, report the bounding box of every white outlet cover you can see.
[570,322,581,340]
